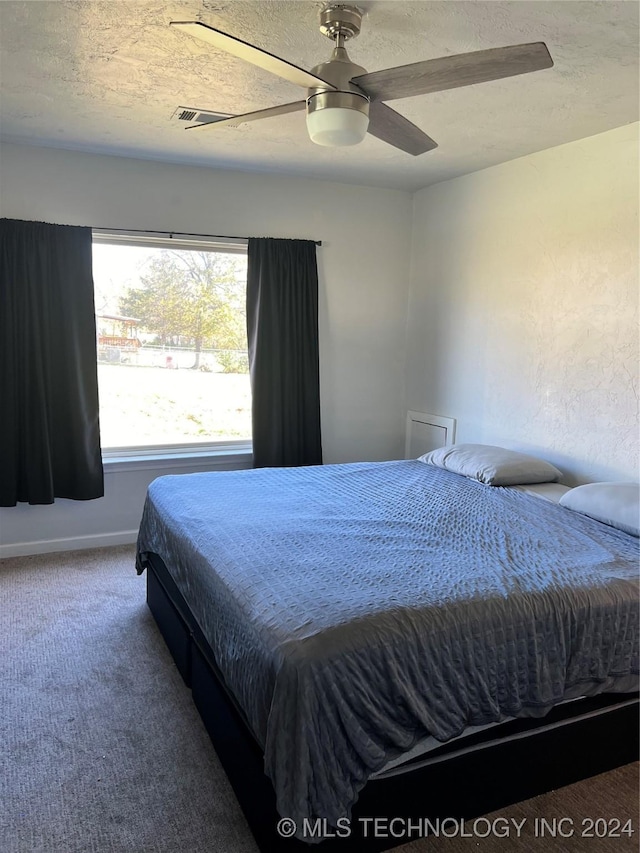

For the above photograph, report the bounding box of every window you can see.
[92,230,251,455]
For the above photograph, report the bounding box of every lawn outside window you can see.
[92,230,252,461]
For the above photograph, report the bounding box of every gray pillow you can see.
[559,482,640,537]
[418,443,562,486]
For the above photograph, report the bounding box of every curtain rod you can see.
[93,227,322,246]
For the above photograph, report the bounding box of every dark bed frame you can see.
[143,552,639,853]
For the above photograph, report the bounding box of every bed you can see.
[136,458,639,851]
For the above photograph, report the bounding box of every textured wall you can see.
[406,123,639,484]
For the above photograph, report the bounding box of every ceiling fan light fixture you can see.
[306,107,369,147]
[306,91,369,147]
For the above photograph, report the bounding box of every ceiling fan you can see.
[170,4,553,156]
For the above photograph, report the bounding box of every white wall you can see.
[0,454,254,558]
[0,143,413,555]
[3,125,638,555]
[405,123,639,485]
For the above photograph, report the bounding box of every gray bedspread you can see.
[136,461,639,833]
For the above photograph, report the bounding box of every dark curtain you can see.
[0,219,104,506]
[246,238,322,468]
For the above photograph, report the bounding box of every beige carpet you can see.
[1,545,637,853]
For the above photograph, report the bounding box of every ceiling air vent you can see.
[172,106,233,125]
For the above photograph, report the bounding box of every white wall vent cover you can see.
[172,106,233,124]
[405,412,456,459]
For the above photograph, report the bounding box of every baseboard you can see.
[0,529,139,559]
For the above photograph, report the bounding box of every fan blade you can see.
[186,100,306,129]
[367,102,437,155]
[171,22,335,91]
[352,42,553,102]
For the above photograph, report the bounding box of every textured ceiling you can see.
[0,1,638,191]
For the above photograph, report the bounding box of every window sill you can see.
[102,443,253,474]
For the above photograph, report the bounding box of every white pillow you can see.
[559,482,640,537]
[418,443,562,486]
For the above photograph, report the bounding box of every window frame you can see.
[92,229,252,462]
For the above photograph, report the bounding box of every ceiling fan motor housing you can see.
[306,41,369,146]
[305,5,370,146]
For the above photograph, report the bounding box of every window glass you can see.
[93,236,251,451]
